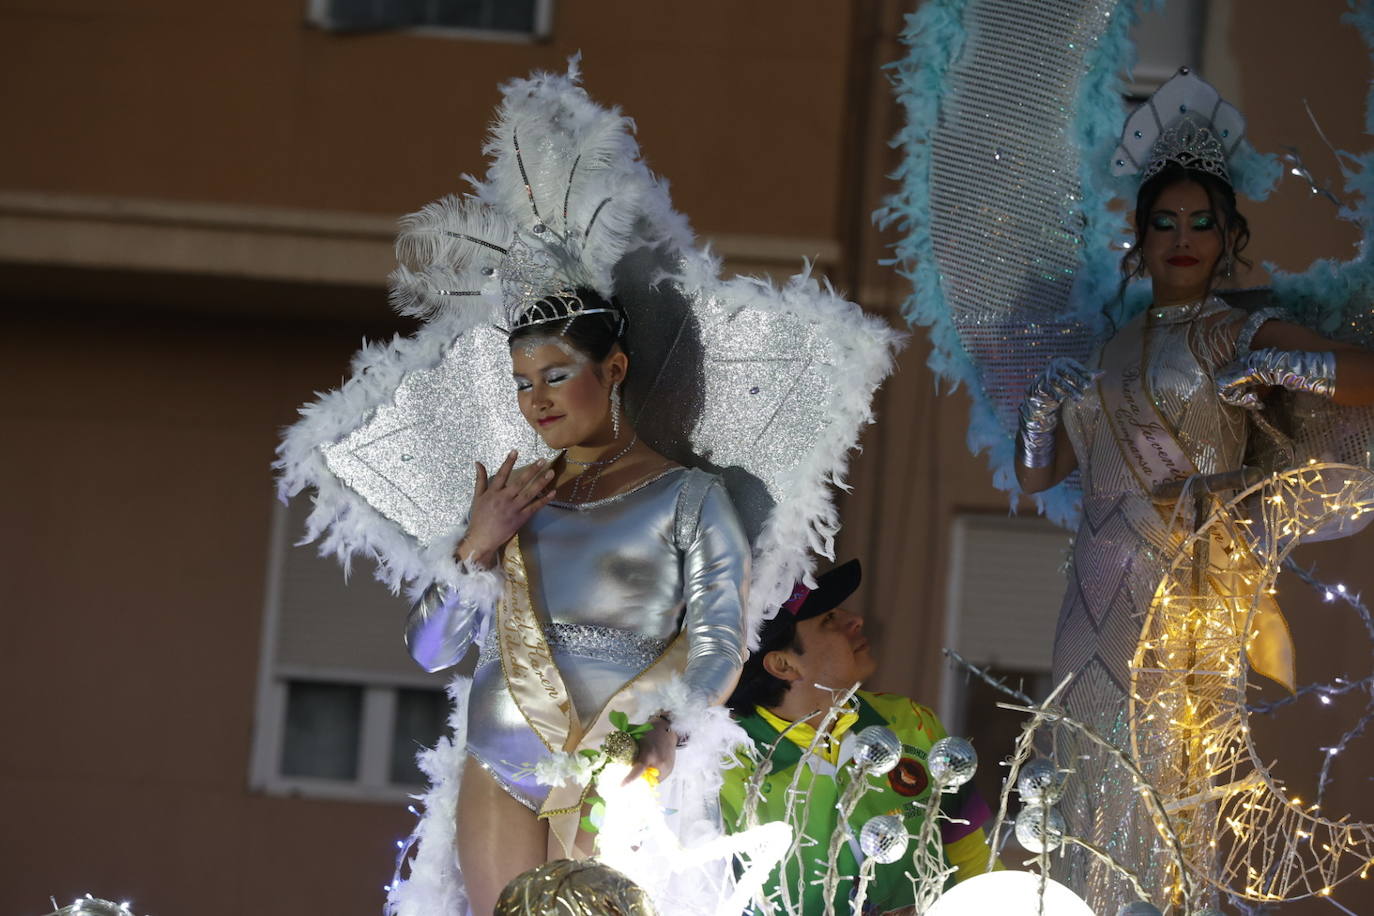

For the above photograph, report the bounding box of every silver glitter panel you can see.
[1285,395,1374,470]
[929,0,1116,435]
[323,234,844,552]
[615,244,837,543]
[322,326,553,546]
[475,622,670,672]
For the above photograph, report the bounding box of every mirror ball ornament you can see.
[1115,904,1163,916]
[1016,758,1065,805]
[1014,804,1066,854]
[859,813,910,864]
[927,736,977,788]
[44,900,134,916]
[852,724,902,776]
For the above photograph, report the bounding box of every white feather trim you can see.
[386,674,471,916]
[275,307,494,594]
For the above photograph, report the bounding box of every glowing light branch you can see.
[1247,557,1374,808]
[990,689,1193,911]
[1131,462,1374,903]
[944,648,1035,706]
[741,682,862,916]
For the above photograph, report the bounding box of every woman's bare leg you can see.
[555,811,599,860]
[457,758,547,914]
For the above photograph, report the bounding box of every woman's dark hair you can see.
[725,626,805,716]
[507,287,627,363]
[1118,163,1251,302]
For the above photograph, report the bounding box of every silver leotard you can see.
[406,467,749,809]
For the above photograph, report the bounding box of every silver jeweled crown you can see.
[496,234,616,331]
[1111,67,1245,187]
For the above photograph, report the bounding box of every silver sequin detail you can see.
[922,0,1110,442]
[1234,306,1288,355]
[475,622,670,672]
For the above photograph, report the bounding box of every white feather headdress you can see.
[275,59,902,641]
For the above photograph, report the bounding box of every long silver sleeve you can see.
[679,480,750,705]
[1216,347,1337,409]
[404,583,487,673]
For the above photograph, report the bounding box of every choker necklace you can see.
[1147,296,1209,325]
[565,435,638,502]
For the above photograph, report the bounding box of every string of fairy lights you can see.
[1259,558,1374,808]
[1130,461,1374,905]
[52,462,1374,916]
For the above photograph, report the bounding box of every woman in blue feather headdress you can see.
[1016,70,1374,912]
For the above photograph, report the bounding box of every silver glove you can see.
[1216,348,1337,409]
[1017,357,1099,469]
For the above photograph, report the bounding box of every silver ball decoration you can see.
[858,814,910,864]
[1013,803,1066,853]
[1193,910,1226,916]
[48,899,135,916]
[1016,758,1065,806]
[851,725,902,776]
[1115,904,1162,916]
[927,736,977,788]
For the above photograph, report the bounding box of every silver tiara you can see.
[495,234,618,332]
[1111,68,1245,186]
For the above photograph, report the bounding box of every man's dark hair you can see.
[726,624,805,716]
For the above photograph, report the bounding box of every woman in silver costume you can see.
[1015,119,1374,909]
[404,287,749,915]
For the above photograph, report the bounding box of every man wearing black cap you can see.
[718,560,996,915]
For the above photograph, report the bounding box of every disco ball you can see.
[1014,804,1066,854]
[858,813,910,864]
[1016,758,1065,806]
[851,724,902,776]
[927,736,977,788]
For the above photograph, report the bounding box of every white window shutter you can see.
[275,496,448,685]
[947,514,1069,672]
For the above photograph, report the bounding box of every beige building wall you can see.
[2,1,1371,914]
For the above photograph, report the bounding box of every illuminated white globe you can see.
[925,871,1095,916]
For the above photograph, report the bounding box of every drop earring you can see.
[610,381,622,441]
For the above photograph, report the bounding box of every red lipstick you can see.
[1166,255,1199,267]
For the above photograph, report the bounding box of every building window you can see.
[307,0,553,40]
[250,498,459,802]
